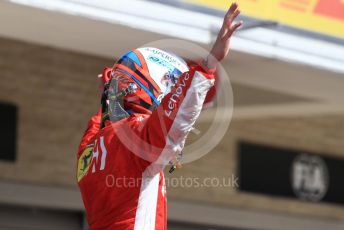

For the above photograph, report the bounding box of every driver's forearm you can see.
[202,54,218,72]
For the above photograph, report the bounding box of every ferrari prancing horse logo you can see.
[77,145,93,182]
[77,136,108,182]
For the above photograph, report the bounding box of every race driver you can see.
[76,3,242,230]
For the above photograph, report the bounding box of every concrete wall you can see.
[0,37,343,221]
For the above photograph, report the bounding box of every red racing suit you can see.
[77,64,215,230]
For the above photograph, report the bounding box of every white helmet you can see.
[111,47,189,112]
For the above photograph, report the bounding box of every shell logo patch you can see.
[77,145,93,182]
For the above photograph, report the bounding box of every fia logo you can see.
[291,154,329,202]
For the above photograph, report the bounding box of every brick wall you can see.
[0,37,111,186]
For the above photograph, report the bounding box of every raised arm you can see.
[137,3,242,167]
[205,2,242,69]
[138,65,215,165]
